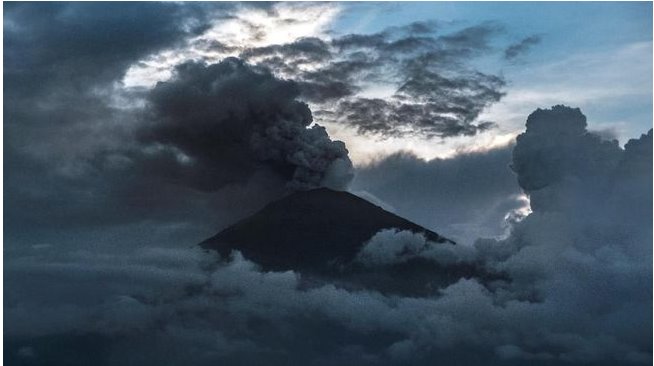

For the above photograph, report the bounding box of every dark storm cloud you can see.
[3,1,226,174]
[4,2,216,96]
[4,1,216,162]
[332,98,498,138]
[504,35,542,60]
[239,37,363,101]
[331,69,504,138]
[233,20,510,138]
[4,2,234,247]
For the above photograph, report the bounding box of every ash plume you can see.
[141,58,353,192]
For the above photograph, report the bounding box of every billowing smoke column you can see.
[468,105,654,363]
[507,105,652,273]
[511,105,625,212]
[511,105,652,231]
[141,57,353,192]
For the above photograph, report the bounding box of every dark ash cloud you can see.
[140,58,353,192]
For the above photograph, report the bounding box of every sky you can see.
[335,2,652,133]
[122,1,653,161]
[3,2,653,366]
[341,1,653,159]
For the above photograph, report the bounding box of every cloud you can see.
[4,2,224,170]
[331,89,501,139]
[139,58,353,192]
[239,21,508,138]
[6,234,650,366]
[439,22,504,51]
[505,35,542,60]
[122,2,341,87]
[5,57,355,253]
[4,2,242,248]
[351,144,525,244]
[4,2,217,94]
[4,3,353,248]
[475,105,652,362]
[481,41,652,152]
[240,37,332,65]
[511,105,624,210]
[356,229,475,266]
[123,9,516,139]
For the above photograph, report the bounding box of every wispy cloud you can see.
[504,35,541,60]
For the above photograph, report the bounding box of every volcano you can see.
[200,188,453,270]
[201,188,501,295]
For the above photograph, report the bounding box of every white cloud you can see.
[356,229,476,266]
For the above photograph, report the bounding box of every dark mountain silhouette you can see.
[200,187,453,270]
[200,188,503,295]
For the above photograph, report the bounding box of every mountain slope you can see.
[200,187,453,271]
